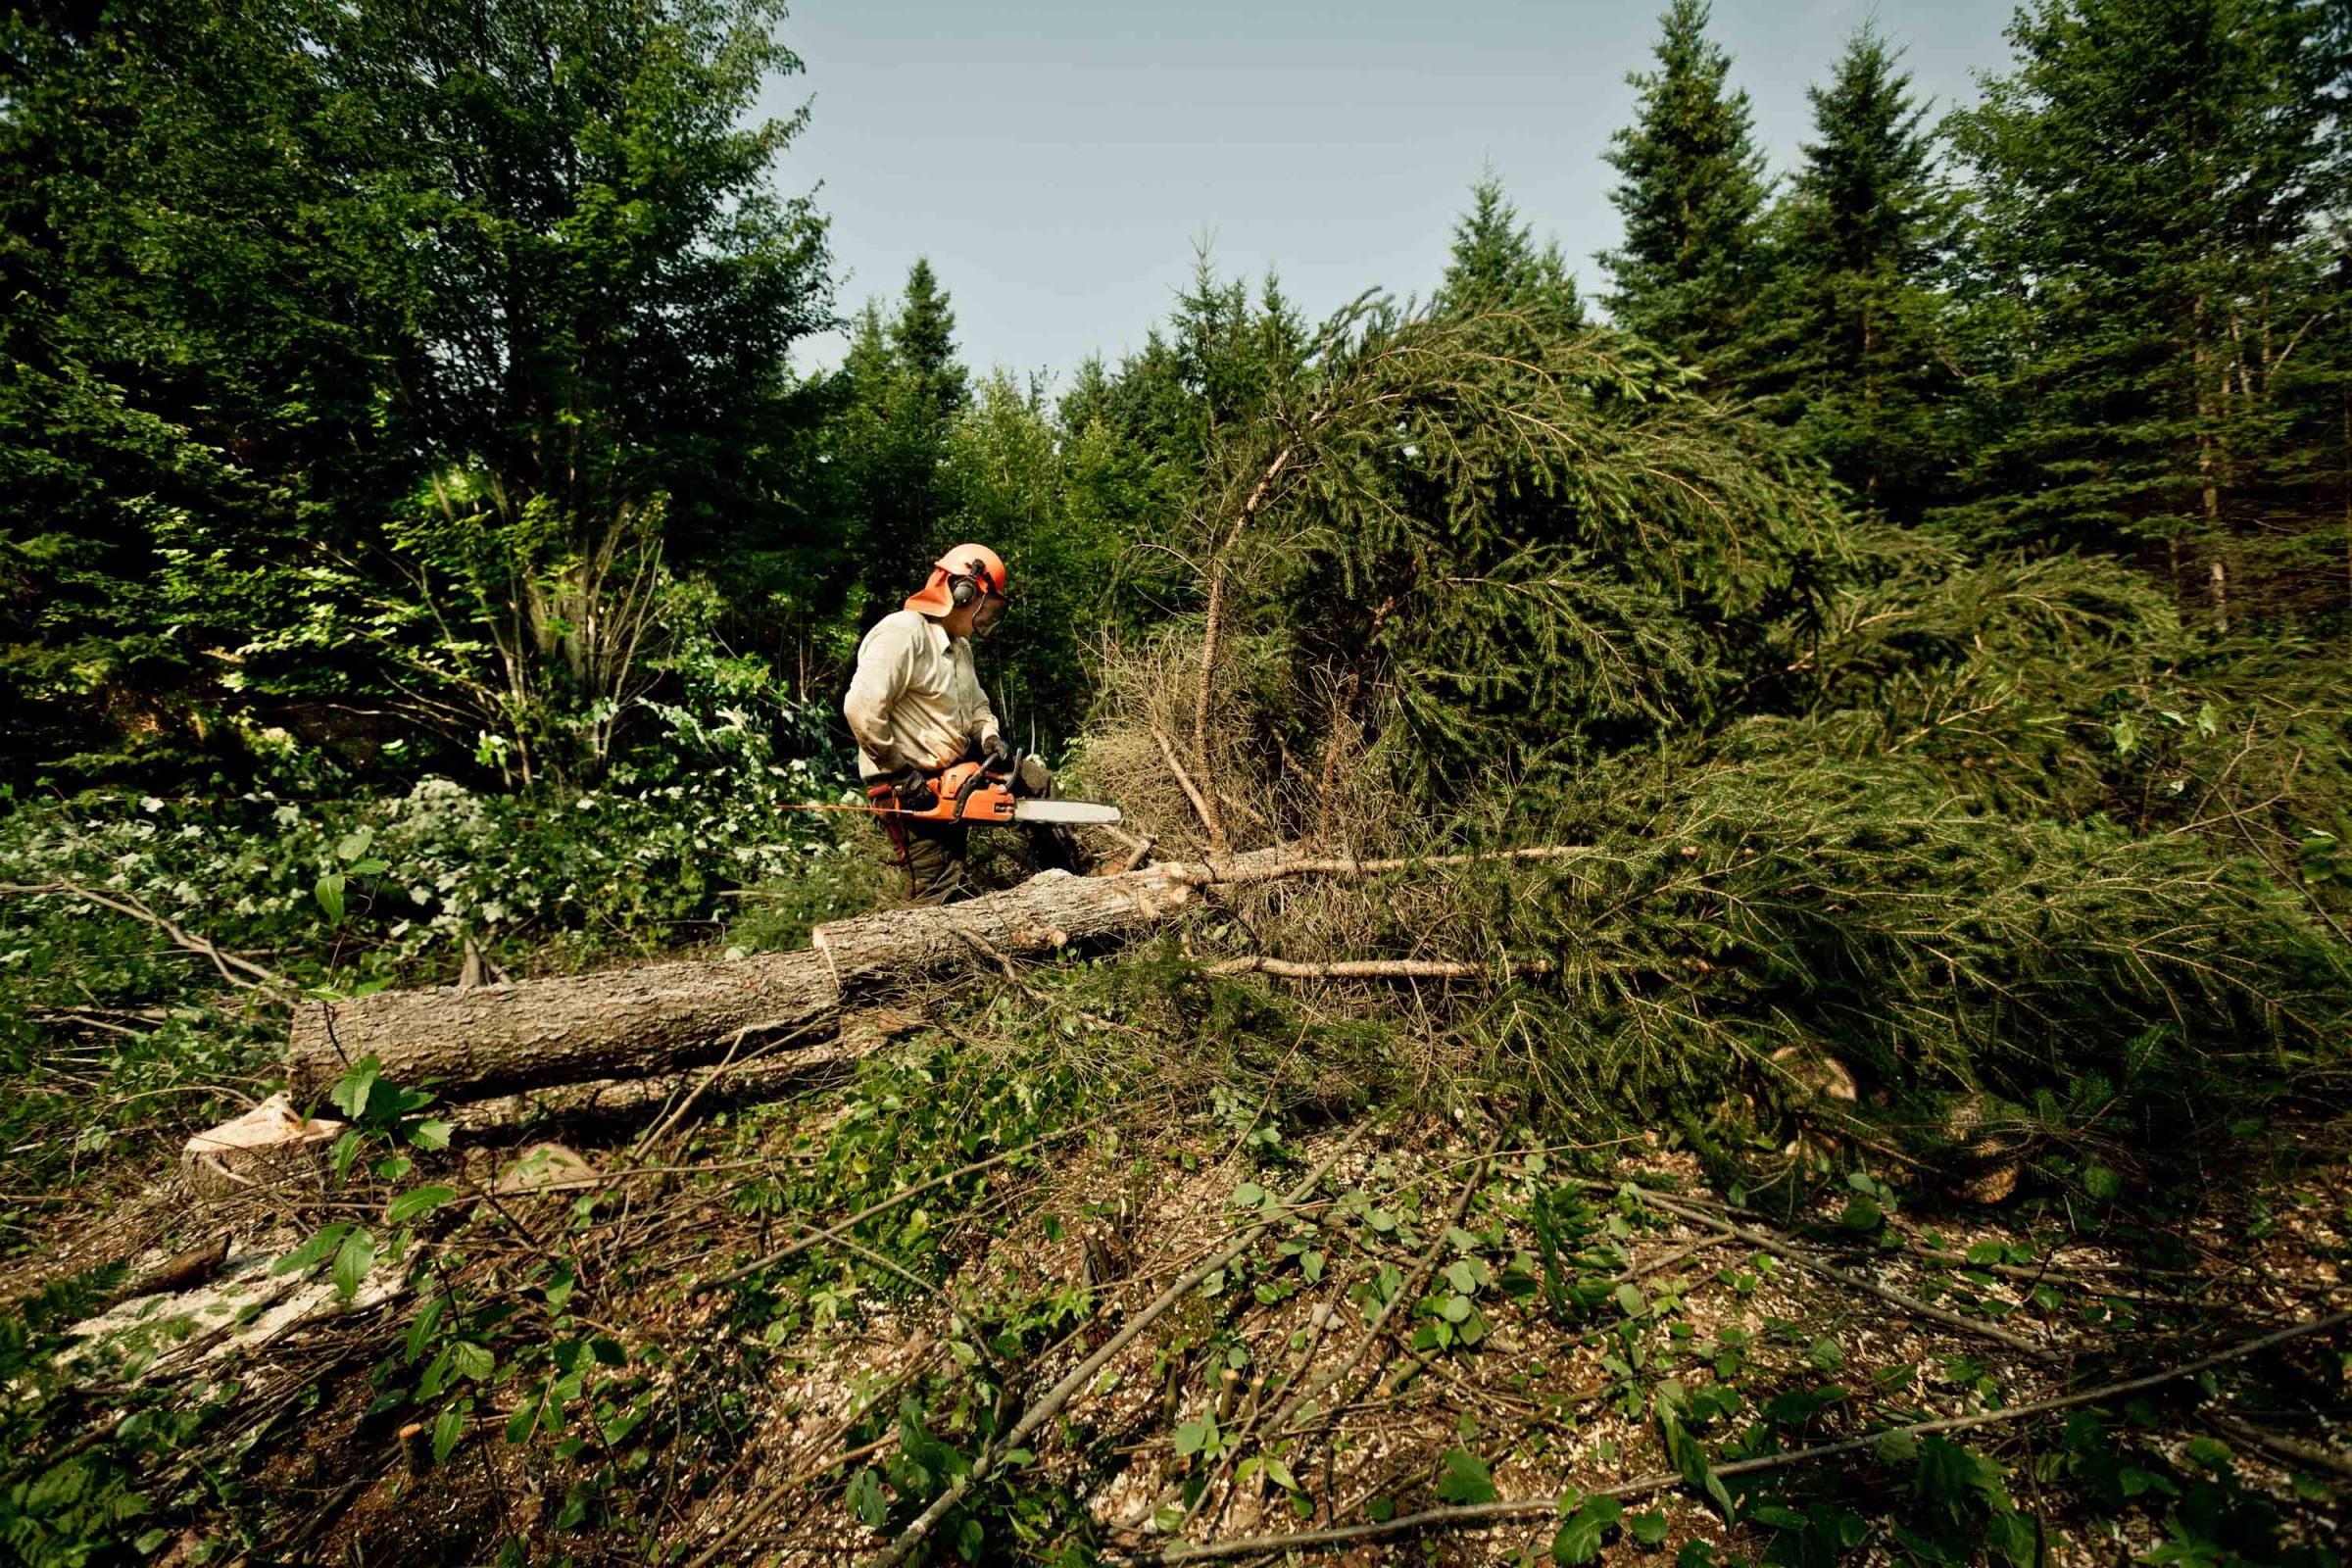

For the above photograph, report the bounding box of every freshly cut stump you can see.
[284,853,1280,1104]
[180,1092,345,1200]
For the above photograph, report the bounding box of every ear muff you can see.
[948,557,1002,611]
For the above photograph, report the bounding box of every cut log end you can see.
[180,1092,345,1200]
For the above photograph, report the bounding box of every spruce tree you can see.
[1944,0,2349,625]
[1599,0,1773,370]
[1438,172,1583,328]
[1750,24,1960,520]
[890,256,967,424]
[832,260,973,611]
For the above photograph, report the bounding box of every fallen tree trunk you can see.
[285,842,1590,1105]
[287,851,1284,1103]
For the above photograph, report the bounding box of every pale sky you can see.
[756,0,2019,385]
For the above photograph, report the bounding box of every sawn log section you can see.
[284,851,1277,1102]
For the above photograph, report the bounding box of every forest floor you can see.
[19,980,2348,1568]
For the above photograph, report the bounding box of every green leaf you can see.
[849,1467,887,1528]
[1174,1416,1214,1458]
[329,1057,380,1121]
[2182,1436,2231,1470]
[272,1224,349,1277]
[1659,1408,1734,1521]
[408,1119,454,1152]
[450,1341,495,1381]
[330,1226,376,1300]
[1232,1182,1265,1207]
[2081,1164,2123,1201]
[1630,1509,1670,1545]
[1433,1448,1495,1505]
[1838,1193,1883,1231]
[1552,1494,1622,1563]
[405,1293,445,1363]
[315,871,347,923]
[432,1403,466,1463]
[336,827,374,862]
[1985,1508,2039,1567]
[1614,1282,1646,1317]
[387,1185,458,1224]
[330,1128,363,1183]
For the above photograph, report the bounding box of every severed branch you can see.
[679,1340,940,1568]
[1192,442,1300,856]
[628,1016,828,1158]
[1109,1311,2351,1564]
[1181,845,1595,887]
[1153,724,1223,848]
[1208,956,1555,981]
[1,880,290,998]
[693,1120,1105,1296]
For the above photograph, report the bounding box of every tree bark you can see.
[285,853,1283,1103]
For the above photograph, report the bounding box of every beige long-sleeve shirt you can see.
[842,610,1003,780]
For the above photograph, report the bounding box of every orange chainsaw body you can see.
[895,759,1021,824]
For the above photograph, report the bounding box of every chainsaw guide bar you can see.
[784,758,1122,828]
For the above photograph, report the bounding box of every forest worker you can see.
[842,544,1068,904]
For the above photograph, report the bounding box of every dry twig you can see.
[1627,1188,2057,1362]
[694,1121,1103,1296]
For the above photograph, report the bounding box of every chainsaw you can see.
[787,759,1122,828]
[897,759,1123,827]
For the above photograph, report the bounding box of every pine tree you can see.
[1944,0,2349,626]
[1748,24,1960,520]
[1599,0,1773,370]
[1438,172,1583,328]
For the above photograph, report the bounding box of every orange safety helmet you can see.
[904,544,1009,619]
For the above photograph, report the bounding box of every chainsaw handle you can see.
[950,763,990,822]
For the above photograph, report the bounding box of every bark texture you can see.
[286,853,1287,1102]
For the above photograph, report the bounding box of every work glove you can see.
[980,735,1017,777]
[888,764,939,812]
